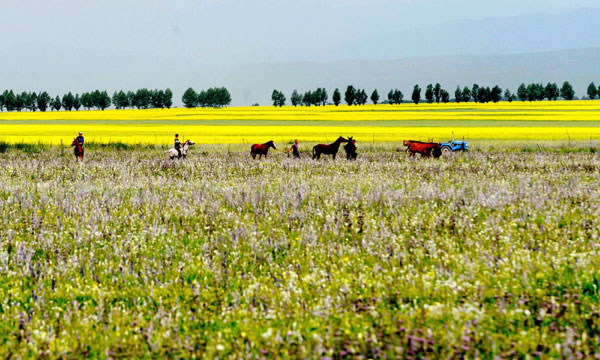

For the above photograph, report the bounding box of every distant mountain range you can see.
[205,47,600,105]
[1,7,600,106]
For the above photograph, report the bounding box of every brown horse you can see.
[71,138,83,160]
[312,136,348,160]
[251,140,276,159]
[408,142,441,158]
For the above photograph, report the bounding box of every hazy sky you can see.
[1,0,597,65]
[0,0,598,104]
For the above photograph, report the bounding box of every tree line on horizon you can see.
[1,81,598,112]
[271,81,599,107]
[182,87,232,108]
[0,88,174,112]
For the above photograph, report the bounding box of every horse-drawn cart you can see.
[403,138,468,157]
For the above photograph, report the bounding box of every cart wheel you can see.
[441,146,452,156]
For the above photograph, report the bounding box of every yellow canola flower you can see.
[0,100,599,144]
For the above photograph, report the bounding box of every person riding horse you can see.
[174,134,182,158]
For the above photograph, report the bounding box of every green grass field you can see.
[1,143,599,358]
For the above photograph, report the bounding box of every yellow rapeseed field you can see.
[0,100,599,145]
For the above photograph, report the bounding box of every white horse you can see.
[167,140,195,159]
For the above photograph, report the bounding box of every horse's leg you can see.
[332,152,336,160]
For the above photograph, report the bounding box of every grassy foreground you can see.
[1,100,600,145]
[0,145,599,358]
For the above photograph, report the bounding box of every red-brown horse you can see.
[251,140,277,159]
[71,138,84,160]
[312,136,348,160]
[408,142,441,158]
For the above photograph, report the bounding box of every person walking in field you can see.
[174,134,182,158]
[76,131,85,159]
[286,139,301,158]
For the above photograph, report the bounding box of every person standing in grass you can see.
[76,132,85,159]
[286,139,300,158]
[174,134,182,158]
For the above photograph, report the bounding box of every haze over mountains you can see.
[1,4,599,106]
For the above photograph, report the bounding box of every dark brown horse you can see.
[312,136,348,160]
[71,138,83,161]
[251,140,276,159]
[408,142,441,158]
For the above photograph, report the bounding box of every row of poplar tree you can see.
[0,89,174,112]
[181,87,232,108]
[271,81,596,106]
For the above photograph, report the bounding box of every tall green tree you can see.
[370,89,379,105]
[320,88,328,106]
[126,91,135,109]
[271,90,286,107]
[471,84,480,103]
[454,86,462,103]
[81,92,94,110]
[440,89,450,103]
[517,83,528,102]
[587,82,597,100]
[388,89,403,104]
[387,89,395,104]
[332,88,341,106]
[14,92,26,111]
[433,83,442,103]
[26,92,38,112]
[411,85,421,105]
[182,87,197,108]
[462,87,471,103]
[164,89,173,109]
[197,90,208,107]
[62,92,75,110]
[290,90,301,107]
[73,94,81,110]
[357,89,368,105]
[477,87,490,103]
[544,83,559,101]
[560,81,575,100]
[504,89,514,102]
[97,90,111,110]
[37,91,51,112]
[491,86,503,103]
[302,91,312,107]
[291,90,301,106]
[51,95,62,111]
[344,86,356,106]
[392,89,403,104]
[425,84,434,104]
[134,88,150,109]
[214,87,231,107]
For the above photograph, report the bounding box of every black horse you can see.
[344,137,357,160]
[312,136,348,160]
[251,140,277,159]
